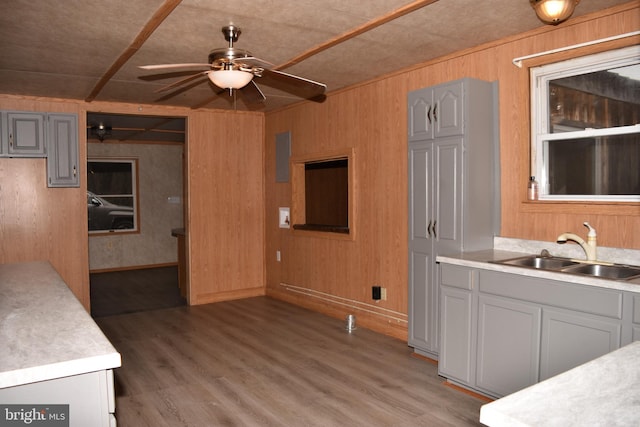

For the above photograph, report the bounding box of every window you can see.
[531,45,640,201]
[87,159,139,233]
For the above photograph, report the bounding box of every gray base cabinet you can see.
[540,308,620,380]
[439,262,633,399]
[476,294,541,396]
[439,266,475,384]
[408,78,499,358]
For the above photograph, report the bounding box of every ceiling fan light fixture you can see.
[208,69,253,89]
[530,0,580,25]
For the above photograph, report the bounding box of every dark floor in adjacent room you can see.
[90,266,186,318]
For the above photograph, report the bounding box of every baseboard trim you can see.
[442,380,494,403]
[267,287,408,342]
[192,286,266,305]
[89,262,178,274]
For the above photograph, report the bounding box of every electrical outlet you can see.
[276,250,281,262]
[372,285,381,300]
[381,287,387,301]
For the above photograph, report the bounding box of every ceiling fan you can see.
[139,25,327,105]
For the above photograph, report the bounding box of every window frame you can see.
[87,157,140,235]
[530,45,640,202]
[290,148,356,240]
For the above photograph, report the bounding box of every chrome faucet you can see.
[557,222,597,262]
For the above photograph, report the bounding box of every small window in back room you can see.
[87,159,139,233]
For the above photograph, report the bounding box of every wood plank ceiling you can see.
[0,0,633,113]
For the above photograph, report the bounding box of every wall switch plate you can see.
[276,250,281,262]
[381,287,387,301]
[279,207,290,228]
[372,285,381,300]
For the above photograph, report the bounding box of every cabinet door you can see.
[476,294,541,397]
[408,141,436,353]
[540,308,621,381]
[6,112,46,156]
[408,88,435,141]
[434,81,464,138]
[439,285,473,384]
[47,114,79,187]
[434,138,463,256]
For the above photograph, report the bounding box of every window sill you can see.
[522,200,640,216]
[291,224,354,240]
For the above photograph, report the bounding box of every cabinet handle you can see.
[427,106,432,124]
[9,133,13,147]
[73,165,77,177]
[433,105,438,123]
[427,220,432,237]
[433,220,437,238]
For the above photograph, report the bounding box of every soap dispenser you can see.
[527,176,539,200]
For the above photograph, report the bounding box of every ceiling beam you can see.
[275,0,439,70]
[85,0,183,102]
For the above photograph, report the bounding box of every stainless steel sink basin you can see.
[561,263,640,280]
[496,255,579,270]
[493,254,640,281]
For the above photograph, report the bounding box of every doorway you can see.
[86,112,187,315]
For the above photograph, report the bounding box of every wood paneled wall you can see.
[264,3,640,339]
[0,97,89,307]
[0,97,265,311]
[187,110,265,305]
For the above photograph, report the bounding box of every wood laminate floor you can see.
[96,297,487,427]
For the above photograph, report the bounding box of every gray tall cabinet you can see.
[408,78,499,358]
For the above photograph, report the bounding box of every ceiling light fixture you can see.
[530,0,580,25]
[208,69,253,90]
[90,123,112,142]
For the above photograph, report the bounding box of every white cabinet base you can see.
[0,369,116,427]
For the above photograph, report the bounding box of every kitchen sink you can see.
[561,263,640,280]
[493,255,640,281]
[498,255,579,270]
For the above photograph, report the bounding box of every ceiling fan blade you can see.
[258,69,326,100]
[240,80,266,105]
[238,56,275,69]
[139,63,211,70]
[155,72,209,93]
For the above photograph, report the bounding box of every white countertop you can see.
[436,249,640,293]
[480,340,640,427]
[0,261,121,389]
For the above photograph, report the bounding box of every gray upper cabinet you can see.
[433,81,464,138]
[47,114,79,188]
[408,78,498,358]
[407,80,464,142]
[0,111,79,187]
[2,111,47,157]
